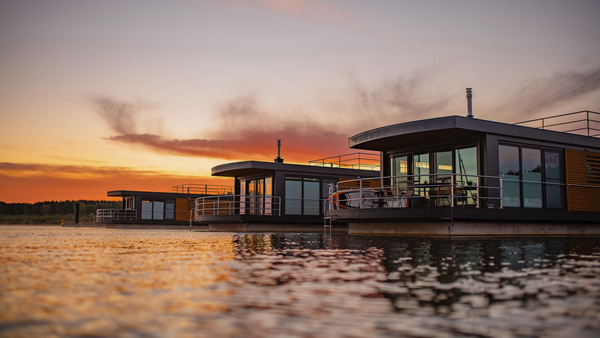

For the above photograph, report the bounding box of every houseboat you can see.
[326,90,600,235]
[193,150,380,232]
[97,184,233,228]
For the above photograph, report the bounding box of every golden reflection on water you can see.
[0,226,235,337]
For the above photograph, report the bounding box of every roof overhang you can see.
[107,190,207,198]
[211,160,379,178]
[349,116,600,151]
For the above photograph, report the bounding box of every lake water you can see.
[1,226,599,337]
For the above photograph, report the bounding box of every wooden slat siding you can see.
[565,149,600,212]
[338,178,381,190]
[175,198,192,221]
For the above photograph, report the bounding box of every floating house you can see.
[99,89,600,235]
[97,184,233,228]
[327,89,600,235]
[194,151,380,232]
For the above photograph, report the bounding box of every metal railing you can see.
[308,152,380,171]
[96,209,137,220]
[326,173,502,218]
[194,195,281,218]
[325,173,600,220]
[514,110,600,137]
[172,184,234,195]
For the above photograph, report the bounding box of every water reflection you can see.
[226,233,600,337]
[1,226,599,338]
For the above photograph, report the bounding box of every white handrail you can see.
[332,172,600,211]
[194,195,281,218]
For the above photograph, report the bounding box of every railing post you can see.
[588,110,590,136]
[476,176,480,208]
[359,180,363,209]
[451,174,455,207]
[499,178,504,209]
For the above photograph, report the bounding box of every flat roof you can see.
[107,190,209,198]
[349,115,600,151]
[211,160,379,178]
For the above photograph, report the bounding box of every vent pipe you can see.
[274,139,284,163]
[466,88,473,118]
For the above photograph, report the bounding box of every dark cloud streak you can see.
[91,72,455,163]
[498,66,600,121]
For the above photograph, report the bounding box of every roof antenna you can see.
[274,139,284,163]
[466,88,473,118]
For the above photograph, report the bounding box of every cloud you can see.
[340,70,454,129]
[91,97,147,135]
[92,93,352,163]
[91,69,454,163]
[497,65,600,121]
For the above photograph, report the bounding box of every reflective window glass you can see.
[499,145,520,207]
[285,178,302,215]
[544,150,563,208]
[455,147,478,206]
[522,148,542,208]
[165,201,175,220]
[413,153,429,198]
[303,178,320,215]
[141,200,152,220]
[239,179,246,214]
[153,201,164,220]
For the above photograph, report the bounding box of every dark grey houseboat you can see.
[327,103,600,235]
[194,152,379,232]
[97,184,233,228]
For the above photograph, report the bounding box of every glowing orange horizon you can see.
[0,163,232,204]
[0,139,365,203]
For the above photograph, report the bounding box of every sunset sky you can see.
[1,0,599,203]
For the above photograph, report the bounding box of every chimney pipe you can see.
[274,139,284,163]
[466,88,473,118]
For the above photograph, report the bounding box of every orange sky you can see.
[1,1,599,203]
[0,163,232,203]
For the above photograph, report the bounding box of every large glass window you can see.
[152,201,164,220]
[544,150,563,208]
[433,150,453,175]
[304,178,320,215]
[391,155,408,177]
[265,177,273,215]
[239,179,246,214]
[455,147,478,206]
[285,177,322,215]
[522,148,542,208]
[413,152,429,202]
[391,154,409,192]
[285,177,302,215]
[165,200,175,220]
[141,200,166,220]
[142,200,153,220]
[499,145,520,207]
[248,178,264,215]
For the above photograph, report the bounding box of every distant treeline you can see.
[0,200,121,216]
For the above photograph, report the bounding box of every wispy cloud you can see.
[340,69,454,129]
[496,65,600,121]
[91,69,453,163]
